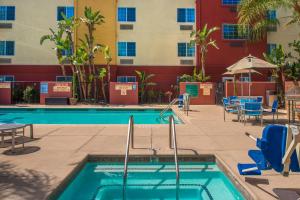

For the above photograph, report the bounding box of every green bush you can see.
[23,86,37,103]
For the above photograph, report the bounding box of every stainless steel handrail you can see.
[160,98,179,117]
[169,115,180,185]
[123,115,134,185]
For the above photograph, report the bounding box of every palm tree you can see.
[80,7,105,99]
[238,0,300,41]
[190,24,219,77]
[135,70,157,103]
[40,29,68,76]
[98,68,107,103]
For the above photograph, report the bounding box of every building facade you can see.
[1,0,296,88]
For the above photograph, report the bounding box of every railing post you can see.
[131,116,134,149]
[169,115,172,149]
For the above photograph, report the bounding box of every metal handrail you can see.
[169,115,180,185]
[160,98,179,117]
[123,115,134,185]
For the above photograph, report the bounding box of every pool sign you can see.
[185,84,199,97]
[53,83,71,92]
[200,84,213,96]
[0,82,11,89]
[115,84,132,95]
[40,83,48,94]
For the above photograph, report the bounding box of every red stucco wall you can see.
[0,82,12,105]
[109,82,139,105]
[40,82,72,104]
[180,82,216,105]
[225,81,276,103]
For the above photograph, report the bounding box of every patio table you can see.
[0,124,33,152]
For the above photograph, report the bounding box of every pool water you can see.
[0,108,180,124]
[56,162,245,200]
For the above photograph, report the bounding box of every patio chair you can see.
[241,102,263,126]
[257,96,263,103]
[223,97,238,122]
[264,99,278,123]
[237,124,300,176]
[178,95,183,109]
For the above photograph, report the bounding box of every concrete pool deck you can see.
[0,105,299,200]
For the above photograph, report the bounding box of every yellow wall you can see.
[75,0,117,65]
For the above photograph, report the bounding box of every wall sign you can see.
[0,82,11,89]
[200,84,213,96]
[40,83,48,94]
[186,84,199,97]
[53,83,71,92]
[115,84,133,95]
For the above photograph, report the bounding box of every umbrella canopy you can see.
[227,54,277,72]
[222,69,262,76]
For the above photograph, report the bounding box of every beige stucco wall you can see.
[267,8,300,54]
[0,0,73,65]
[117,0,196,66]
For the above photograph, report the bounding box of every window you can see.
[222,0,240,5]
[0,6,15,20]
[56,76,72,82]
[267,10,276,20]
[178,43,195,57]
[0,75,14,82]
[177,8,195,23]
[118,8,136,22]
[223,24,248,40]
[117,76,136,83]
[267,43,276,54]
[61,49,72,56]
[118,42,136,57]
[240,77,251,82]
[0,41,15,56]
[57,6,74,21]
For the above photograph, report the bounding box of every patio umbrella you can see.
[223,69,262,96]
[226,55,277,96]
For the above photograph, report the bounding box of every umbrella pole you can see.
[241,73,243,97]
[249,70,251,97]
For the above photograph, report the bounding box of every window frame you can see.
[56,76,73,82]
[118,42,136,57]
[0,6,15,21]
[118,7,136,22]
[0,75,15,82]
[0,41,15,56]
[222,0,241,6]
[117,76,137,83]
[177,42,195,57]
[177,8,195,23]
[222,23,248,40]
[57,6,74,21]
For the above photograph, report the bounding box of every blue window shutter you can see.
[0,41,5,55]
[178,43,187,57]
[66,7,74,18]
[118,42,127,56]
[127,42,136,56]
[57,7,66,21]
[0,7,6,20]
[118,8,127,22]
[6,6,15,20]
[127,8,136,22]
[177,9,186,22]
[186,9,195,22]
[6,41,14,56]
[187,43,195,57]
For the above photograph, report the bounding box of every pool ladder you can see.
[123,115,180,185]
[159,98,179,118]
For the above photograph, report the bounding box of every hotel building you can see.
[0,0,298,90]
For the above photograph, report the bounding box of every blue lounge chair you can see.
[223,97,238,122]
[241,102,263,126]
[238,125,300,176]
[257,96,263,103]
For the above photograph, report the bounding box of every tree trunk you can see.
[201,50,206,77]
[60,64,66,76]
[101,79,107,103]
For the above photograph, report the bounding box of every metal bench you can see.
[45,97,69,105]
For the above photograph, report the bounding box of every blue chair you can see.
[266,99,278,123]
[178,95,183,109]
[241,102,263,126]
[257,96,263,103]
[223,97,238,122]
[237,125,300,176]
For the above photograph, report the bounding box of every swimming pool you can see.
[55,161,245,200]
[0,108,181,124]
